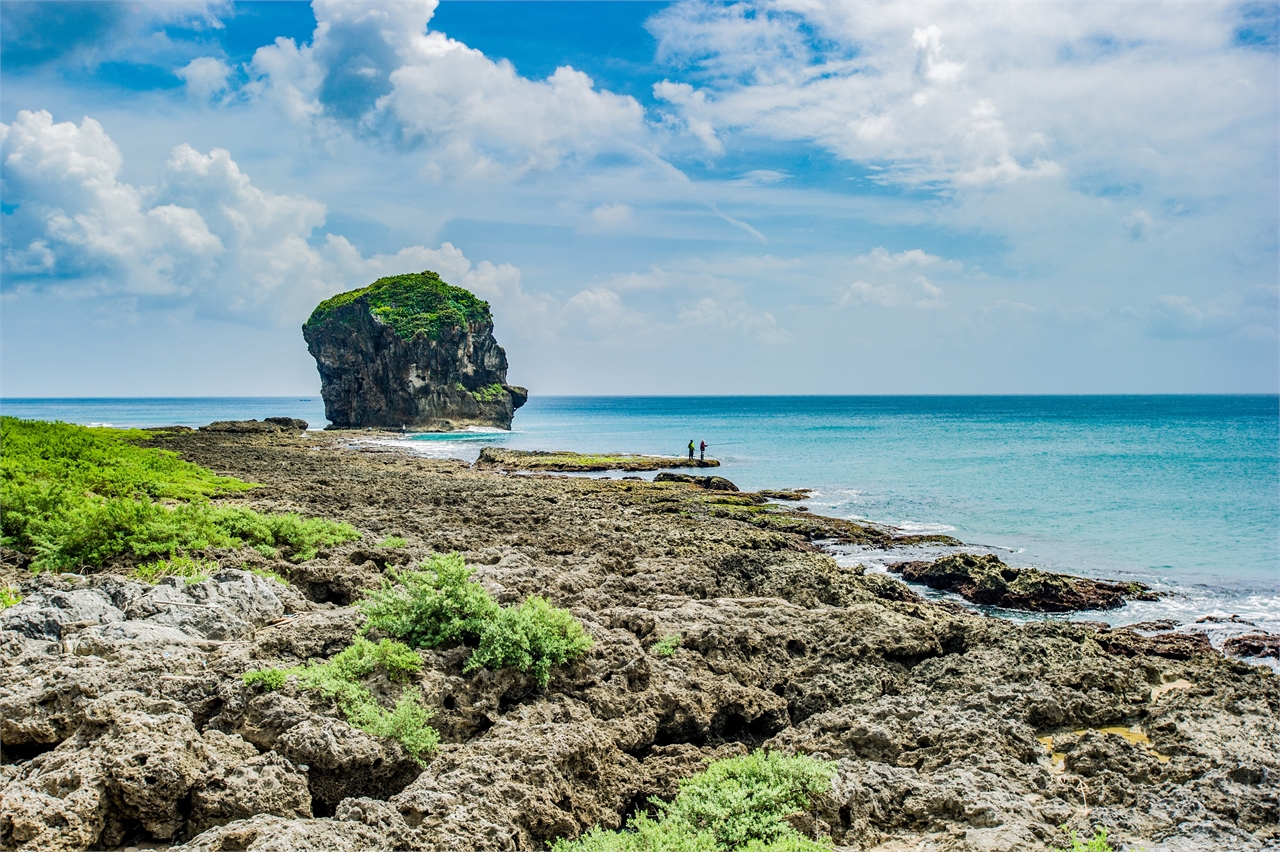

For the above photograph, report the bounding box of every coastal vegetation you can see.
[305,270,491,341]
[552,750,838,852]
[360,552,593,687]
[1062,826,1115,852]
[243,636,439,763]
[651,634,682,657]
[132,554,218,584]
[0,417,360,572]
[0,586,21,608]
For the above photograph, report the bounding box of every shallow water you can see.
[5,395,1277,639]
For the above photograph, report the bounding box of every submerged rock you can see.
[889,552,1157,612]
[303,271,527,431]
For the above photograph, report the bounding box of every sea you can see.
[4,395,1278,659]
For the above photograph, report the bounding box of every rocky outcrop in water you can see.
[889,552,1157,612]
[303,271,526,431]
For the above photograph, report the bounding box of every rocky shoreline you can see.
[2,428,1277,852]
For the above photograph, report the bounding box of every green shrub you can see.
[244,668,287,690]
[360,553,500,648]
[1,418,360,572]
[662,752,836,849]
[1061,827,1115,852]
[0,586,22,609]
[466,596,594,687]
[241,637,436,762]
[360,552,593,687]
[248,566,290,585]
[379,535,408,548]
[552,750,837,852]
[305,271,491,341]
[652,635,682,657]
[133,555,217,584]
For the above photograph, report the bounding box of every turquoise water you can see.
[4,395,1277,635]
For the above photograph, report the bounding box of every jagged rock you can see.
[201,419,307,433]
[653,472,739,491]
[302,271,527,431]
[1223,632,1280,659]
[0,693,288,850]
[889,552,1157,612]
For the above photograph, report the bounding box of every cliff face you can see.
[302,271,527,431]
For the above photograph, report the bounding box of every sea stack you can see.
[303,270,527,431]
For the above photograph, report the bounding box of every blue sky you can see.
[2,0,1277,396]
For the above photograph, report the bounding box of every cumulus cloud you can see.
[646,0,1271,193]
[588,203,634,230]
[248,0,647,177]
[176,56,232,99]
[838,247,964,310]
[0,110,521,326]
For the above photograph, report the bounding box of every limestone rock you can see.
[889,552,1157,612]
[302,271,526,431]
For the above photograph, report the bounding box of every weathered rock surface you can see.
[1223,632,1280,659]
[889,552,1157,612]
[2,429,1276,852]
[476,448,720,471]
[302,271,526,431]
[653,472,739,491]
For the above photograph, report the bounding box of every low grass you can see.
[651,635,682,657]
[1,418,360,572]
[1061,827,1115,852]
[553,750,838,852]
[243,636,438,762]
[379,535,408,549]
[132,555,217,584]
[0,586,21,609]
[360,552,592,687]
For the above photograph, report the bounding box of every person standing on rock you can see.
[688,440,695,460]
[700,440,707,461]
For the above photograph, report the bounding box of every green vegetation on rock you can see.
[651,635,682,657]
[305,270,491,341]
[0,586,22,609]
[0,418,360,572]
[379,535,408,549]
[132,555,217,584]
[1060,826,1116,852]
[360,552,592,687]
[243,636,438,762]
[553,750,837,852]
[470,382,507,402]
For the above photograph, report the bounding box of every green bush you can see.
[360,553,500,648]
[359,552,593,687]
[552,750,836,852]
[379,535,408,548]
[133,555,217,584]
[241,637,437,762]
[1061,827,1115,852]
[0,586,22,609]
[652,635,682,657]
[465,596,594,687]
[244,668,287,691]
[1,418,360,572]
[662,751,836,849]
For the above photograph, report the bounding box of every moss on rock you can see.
[306,271,491,342]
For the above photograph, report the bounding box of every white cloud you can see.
[0,110,526,326]
[248,0,648,177]
[176,56,231,99]
[838,246,965,310]
[646,0,1272,194]
[1146,290,1278,340]
[588,203,633,230]
[677,297,789,343]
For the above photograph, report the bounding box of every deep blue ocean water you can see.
[4,395,1277,641]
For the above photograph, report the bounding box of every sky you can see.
[1,0,1277,397]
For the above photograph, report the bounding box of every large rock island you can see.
[303,271,527,431]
